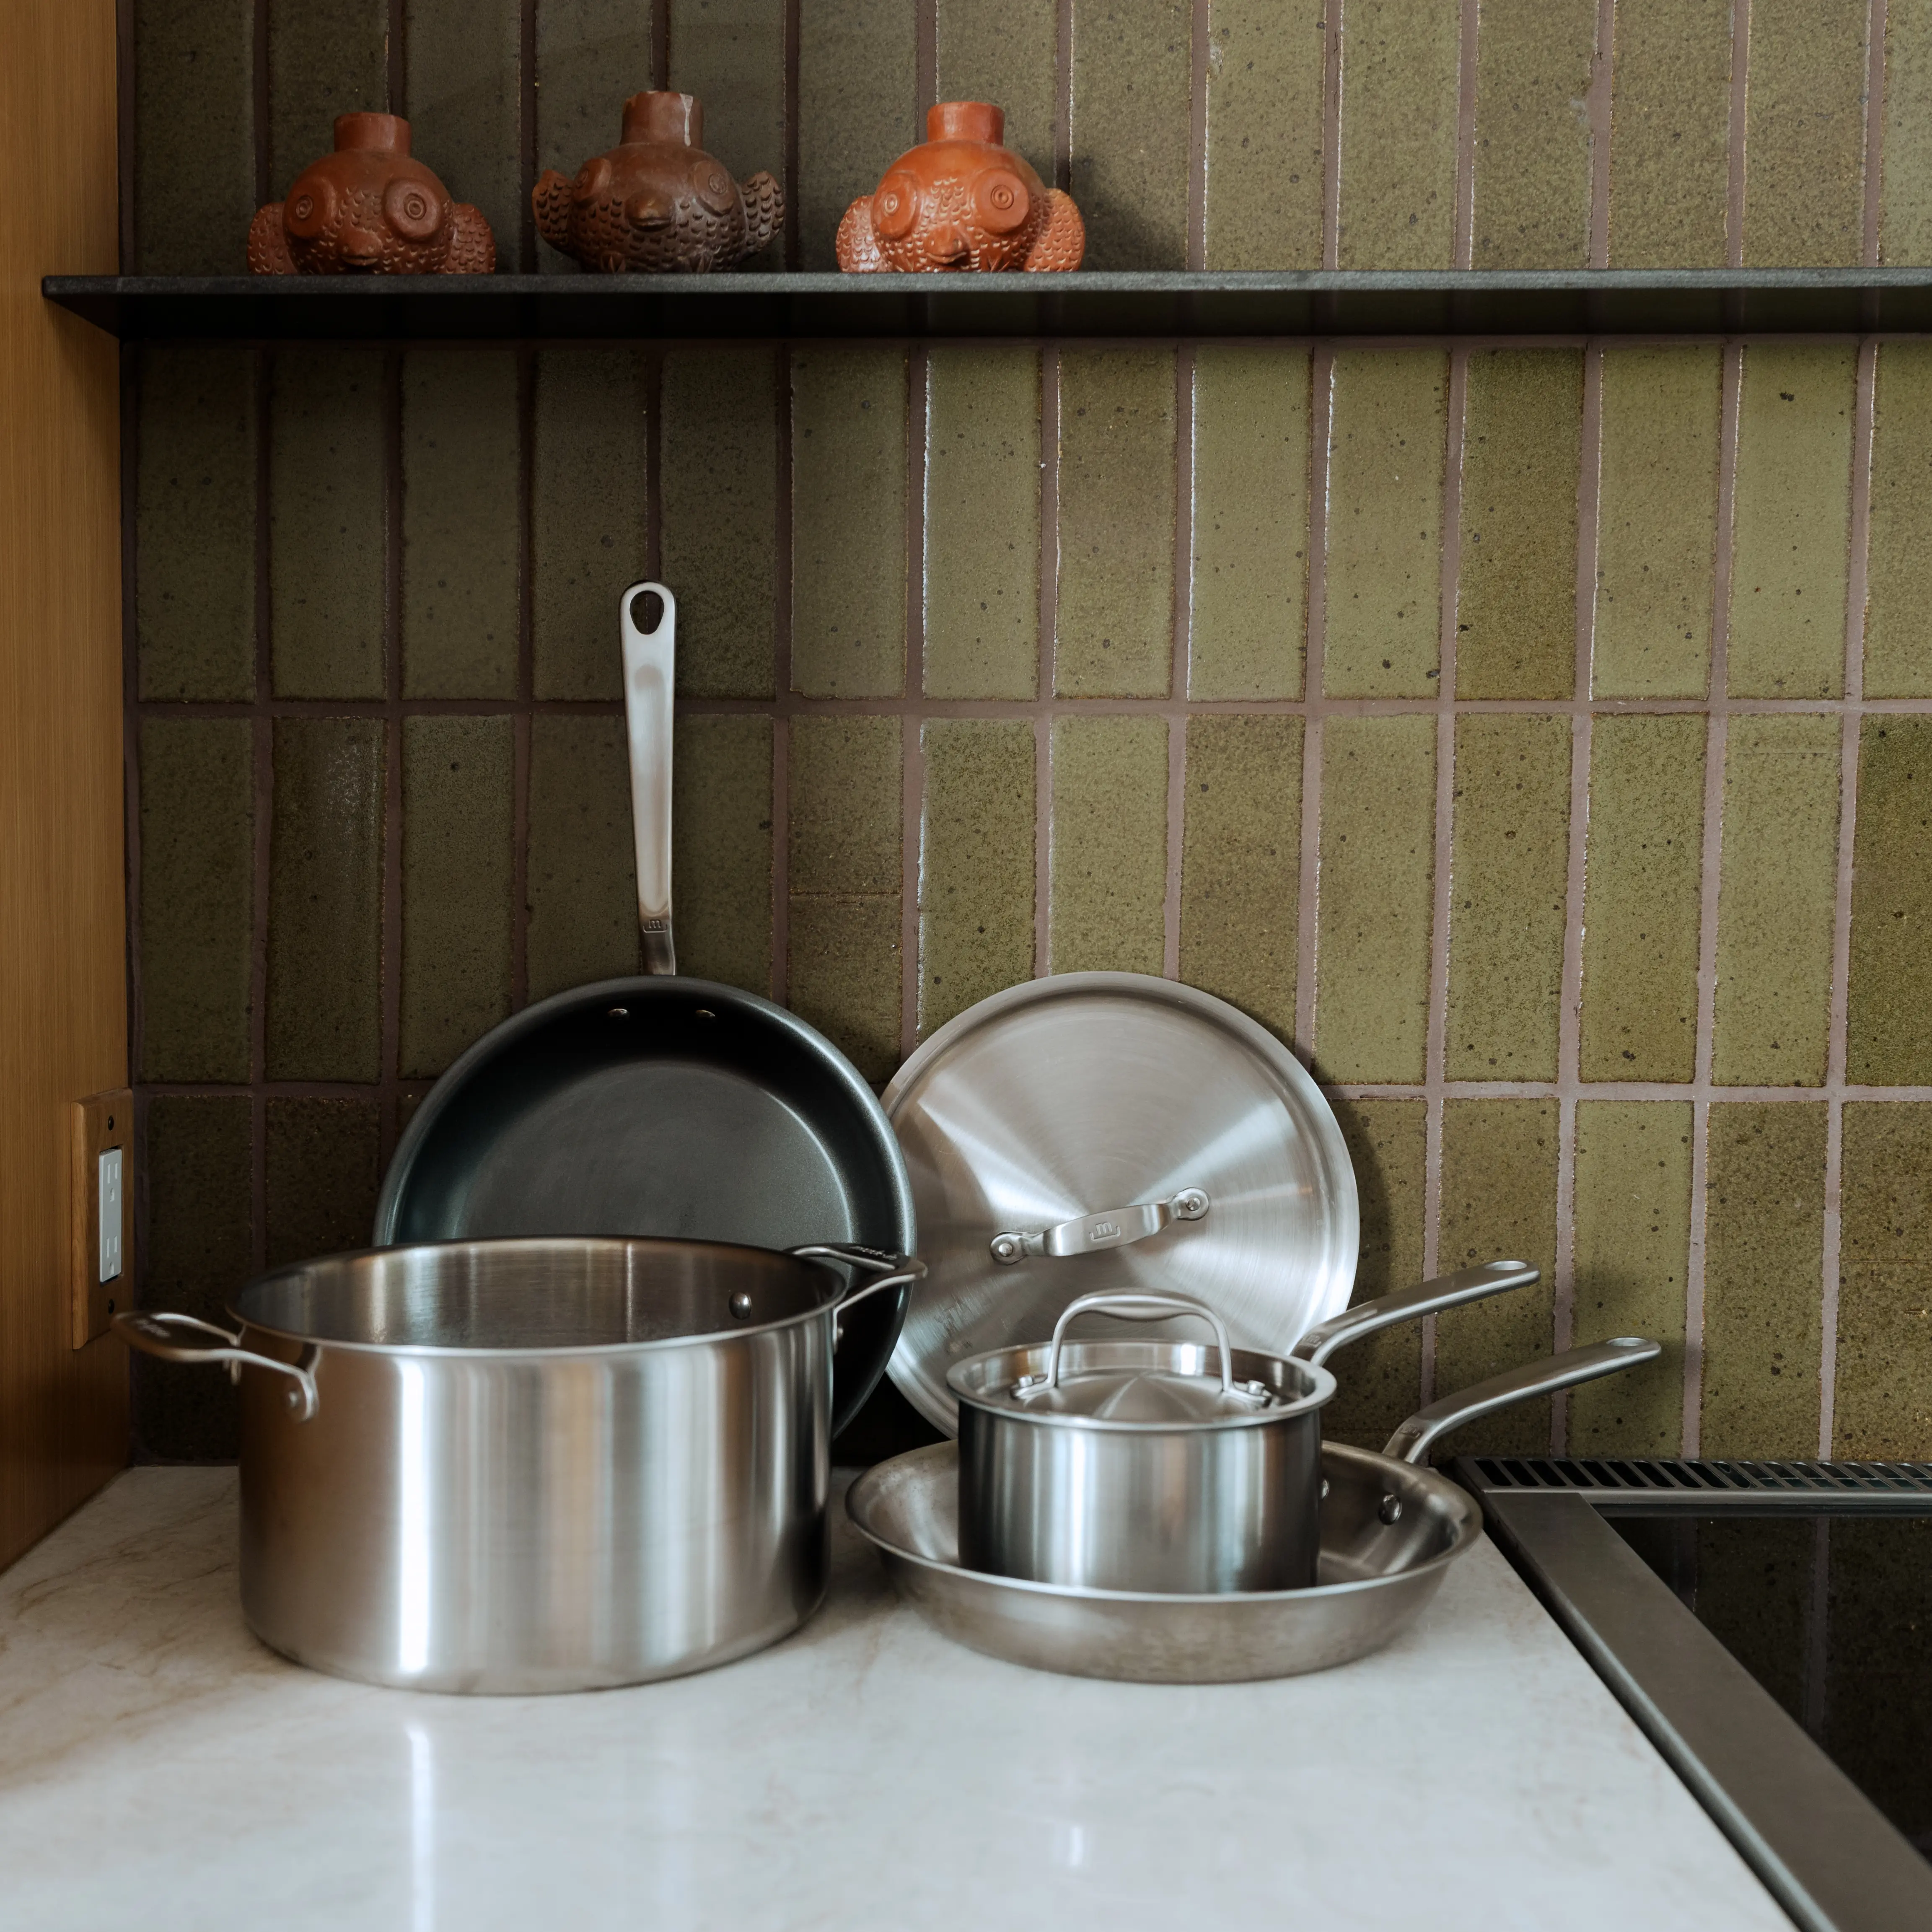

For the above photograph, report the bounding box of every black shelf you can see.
[42,268,1932,341]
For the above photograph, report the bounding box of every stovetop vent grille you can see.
[1456,1456,1932,1507]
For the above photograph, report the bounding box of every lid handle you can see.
[1043,1289,1233,1396]
[990,1188,1208,1266]
[620,582,677,976]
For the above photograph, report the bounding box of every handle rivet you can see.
[607,1006,629,1019]
[730,1291,754,1320]
[990,1234,1023,1264]
[1378,1494,1404,1525]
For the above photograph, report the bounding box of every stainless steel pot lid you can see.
[883,974,1359,1434]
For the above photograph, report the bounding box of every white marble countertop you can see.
[0,1468,1789,1932]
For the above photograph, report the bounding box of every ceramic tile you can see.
[401,351,519,699]
[135,1098,252,1461]
[1863,342,1932,697]
[264,1098,383,1269]
[1741,0,1868,268]
[406,0,522,264]
[267,0,388,199]
[1470,0,1595,269]
[1322,350,1448,698]
[1322,1098,1426,1450]
[526,716,639,1001]
[661,347,780,699]
[1069,0,1191,270]
[1700,1102,1825,1458]
[269,349,387,701]
[531,348,647,702]
[1203,0,1328,270]
[1313,714,1436,1084]
[791,347,908,698]
[1189,345,1310,702]
[1835,1104,1932,1458]
[1179,716,1302,1041]
[787,896,902,1083]
[1847,719,1932,1084]
[1578,715,1706,1083]
[935,0,1059,169]
[789,717,901,895]
[1445,715,1571,1082]
[137,720,255,1085]
[136,347,258,702]
[265,719,385,1082]
[1455,348,1582,700]
[668,0,787,263]
[1606,0,1732,267]
[1436,1099,1560,1454]
[1712,717,1840,1088]
[1728,343,1855,700]
[534,0,657,272]
[134,0,255,273]
[924,347,1041,701]
[1335,0,1460,269]
[1054,348,1178,698]
[673,715,774,995]
[399,717,514,1080]
[919,720,1036,1038]
[1569,1099,1692,1455]
[1882,0,1932,264]
[1592,345,1721,699]
[1048,716,1168,975]
[796,0,918,272]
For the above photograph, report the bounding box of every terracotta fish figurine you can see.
[533,91,784,273]
[837,101,1084,273]
[248,113,495,275]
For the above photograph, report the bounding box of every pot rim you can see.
[227,1235,858,1360]
[947,1337,1337,1433]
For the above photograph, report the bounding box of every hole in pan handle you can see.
[989,1188,1209,1264]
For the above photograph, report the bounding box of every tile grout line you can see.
[652,0,668,88]
[1321,0,1344,271]
[249,346,272,1277]
[1293,347,1333,1070]
[380,348,406,1162]
[521,0,540,272]
[1054,0,1075,194]
[510,344,536,1016]
[915,0,937,114]
[1187,0,1209,273]
[1727,0,1751,269]
[782,0,801,272]
[119,344,144,1316]
[1454,0,1480,272]
[1865,0,1889,269]
[900,347,928,1058]
[771,345,794,1003]
[1590,0,1616,269]
[1036,345,1061,972]
[1163,345,1196,982]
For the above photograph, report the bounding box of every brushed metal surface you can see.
[883,974,1358,1434]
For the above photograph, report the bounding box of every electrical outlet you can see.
[71,1090,132,1349]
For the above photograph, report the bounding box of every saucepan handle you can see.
[113,1310,320,1423]
[1043,1289,1234,1394]
[1380,1335,1661,1465]
[1291,1259,1541,1367]
[620,581,677,977]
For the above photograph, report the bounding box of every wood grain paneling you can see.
[0,0,129,1565]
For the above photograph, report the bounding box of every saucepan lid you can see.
[885,974,1359,1435]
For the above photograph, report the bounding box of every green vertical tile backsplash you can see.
[1055,347,1178,698]
[1712,717,1841,1088]
[672,715,775,994]
[924,347,1041,701]
[1702,1103,1825,1458]
[1742,0,1869,269]
[935,0,1059,166]
[1049,716,1168,975]
[401,351,520,699]
[1336,0,1461,269]
[668,0,787,261]
[1455,348,1581,699]
[526,716,639,1000]
[1864,341,1932,697]
[1836,1105,1932,1459]
[1470,0,1596,270]
[1314,714,1436,1084]
[1882,0,1932,265]
[1323,350,1448,698]
[1579,714,1706,1083]
[1189,345,1310,701]
[1607,0,1732,268]
[1847,719,1932,1085]
[406,0,523,261]
[264,1098,383,1267]
[1729,343,1855,701]
[1179,716,1302,1039]
[266,719,386,1082]
[267,0,388,199]
[796,0,918,272]
[791,347,908,698]
[1203,0,1328,271]
[134,0,256,273]
[137,347,258,702]
[920,720,1037,1037]
[1445,715,1571,1081]
[534,0,657,219]
[399,716,515,1079]
[1570,1099,1692,1456]
[1070,0,1191,271]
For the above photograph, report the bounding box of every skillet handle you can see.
[1291,1260,1539,1367]
[113,1310,321,1424]
[1380,1336,1661,1465]
[620,582,677,977]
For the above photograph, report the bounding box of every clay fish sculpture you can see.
[248,112,495,274]
[533,91,784,273]
[837,101,1083,273]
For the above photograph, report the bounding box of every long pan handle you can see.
[621,582,677,976]
[1291,1260,1539,1367]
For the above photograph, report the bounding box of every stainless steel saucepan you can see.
[117,1236,921,1694]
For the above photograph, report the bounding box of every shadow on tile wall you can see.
[129,0,1932,1464]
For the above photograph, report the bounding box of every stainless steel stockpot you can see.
[115,1237,919,1694]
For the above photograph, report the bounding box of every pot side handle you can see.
[113,1310,320,1423]
[1381,1336,1661,1465]
[1291,1259,1539,1367]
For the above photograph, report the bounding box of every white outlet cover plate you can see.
[98,1147,122,1284]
